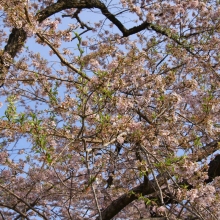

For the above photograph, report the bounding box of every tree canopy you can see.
[0,0,220,219]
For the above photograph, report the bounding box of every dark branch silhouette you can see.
[206,154,220,183]
[96,140,220,220]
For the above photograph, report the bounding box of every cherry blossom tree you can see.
[0,0,220,219]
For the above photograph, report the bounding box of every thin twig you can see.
[83,139,102,220]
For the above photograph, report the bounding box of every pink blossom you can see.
[0,152,8,164]
[89,59,100,69]
[117,136,124,144]
[107,60,118,70]
[63,32,72,41]
[63,49,71,55]
[187,189,198,202]
[204,185,215,194]
[81,40,88,46]
[120,0,126,7]
[160,130,170,136]
[146,12,155,23]
[0,1,220,219]
[1,170,11,178]
[190,0,199,9]
[89,45,97,50]
[18,149,25,154]
[157,206,166,214]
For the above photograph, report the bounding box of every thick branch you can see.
[0,28,27,87]
[36,0,150,36]
[4,28,27,58]
[36,0,102,23]
[96,175,165,220]
[96,139,220,219]
[206,154,220,183]
[2,0,149,63]
[4,0,196,88]
[96,183,147,220]
[196,139,220,162]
